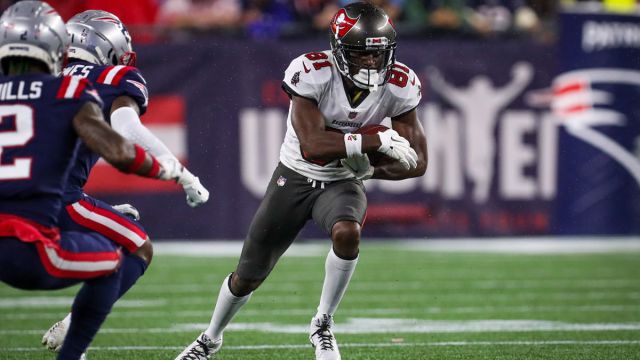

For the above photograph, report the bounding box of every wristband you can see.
[127,144,161,178]
[344,133,362,158]
[127,144,147,173]
[147,156,160,178]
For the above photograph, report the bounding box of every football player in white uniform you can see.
[176,3,427,359]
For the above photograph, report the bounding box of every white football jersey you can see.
[280,50,422,182]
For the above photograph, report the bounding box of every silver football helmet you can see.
[0,1,68,74]
[67,10,136,67]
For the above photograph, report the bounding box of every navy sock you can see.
[117,253,148,298]
[57,270,122,359]
[56,254,147,359]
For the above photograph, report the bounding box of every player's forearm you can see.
[372,158,427,180]
[300,133,381,161]
[111,107,178,161]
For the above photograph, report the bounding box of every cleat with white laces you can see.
[309,314,341,360]
[42,315,70,352]
[174,333,222,360]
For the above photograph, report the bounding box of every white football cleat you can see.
[174,333,222,360]
[309,314,341,360]
[42,316,70,352]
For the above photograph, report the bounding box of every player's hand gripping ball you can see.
[354,124,393,166]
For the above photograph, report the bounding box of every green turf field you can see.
[1,241,639,359]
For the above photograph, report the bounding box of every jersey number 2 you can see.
[0,105,34,180]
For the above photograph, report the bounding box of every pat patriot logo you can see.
[552,68,640,187]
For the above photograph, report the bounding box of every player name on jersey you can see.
[0,81,42,100]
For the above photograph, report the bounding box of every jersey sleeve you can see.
[387,62,422,118]
[94,66,149,115]
[56,76,103,109]
[281,53,331,103]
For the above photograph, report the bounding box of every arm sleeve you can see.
[110,104,199,186]
[110,106,175,160]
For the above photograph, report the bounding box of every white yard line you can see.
[4,319,640,336]
[396,237,640,254]
[1,290,637,309]
[61,278,636,294]
[3,340,640,352]
[1,304,637,321]
[0,297,165,309]
[152,237,640,256]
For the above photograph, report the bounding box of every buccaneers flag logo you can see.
[331,9,359,38]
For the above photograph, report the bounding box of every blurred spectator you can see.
[292,0,338,32]
[242,0,296,39]
[47,0,159,43]
[401,0,482,35]
[158,0,242,31]
[469,0,515,34]
[400,0,556,39]
[42,0,84,20]
[292,0,405,35]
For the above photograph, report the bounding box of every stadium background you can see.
[53,1,639,240]
[1,1,640,359]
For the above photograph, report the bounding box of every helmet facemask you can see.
[332,41,395,92]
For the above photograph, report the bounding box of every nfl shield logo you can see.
[277,176,287,187]
[348,111,358,119]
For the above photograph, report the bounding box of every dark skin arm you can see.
[373,108,427,180]
[291,95,382,161]
[72,101,156,176]
[110,95,140,115]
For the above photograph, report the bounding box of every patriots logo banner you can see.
[552,11,640,234]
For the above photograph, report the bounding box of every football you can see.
[354,124,394,166]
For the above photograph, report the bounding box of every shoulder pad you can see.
[282,51,333,101]
[95,66,144,86]
[386,62,422,117]
[56,75,103,106]
[56,76,90,100]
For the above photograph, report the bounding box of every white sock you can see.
[205,274,252,341]
[62,312,71,327]
[316,247,358,317]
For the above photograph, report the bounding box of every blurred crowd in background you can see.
[0,0,634,43]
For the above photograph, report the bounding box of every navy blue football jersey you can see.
[0,74,103,227]
[62,61,149,202]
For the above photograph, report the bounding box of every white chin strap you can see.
[352,69,380,92]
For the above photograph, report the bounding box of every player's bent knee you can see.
[133,238,153,266]
[230,272,264,297]
[331,221,361,258]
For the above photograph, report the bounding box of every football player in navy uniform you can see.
[0,2,184,359]
[40,10,211,352]
[176,3,427,360]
